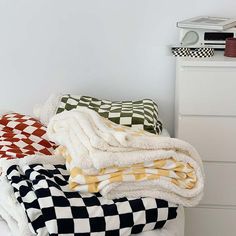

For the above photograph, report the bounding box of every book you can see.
[177,16,236,31]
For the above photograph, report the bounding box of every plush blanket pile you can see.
[0,156,177,236]
[48,107,204,207]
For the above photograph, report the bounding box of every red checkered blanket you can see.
[0,113,57,159]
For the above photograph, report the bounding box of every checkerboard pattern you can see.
[172,47,214,58]
[189,47,214,58]
[56,95,162,134]
[0,113,57,159]
[6,163,177,235]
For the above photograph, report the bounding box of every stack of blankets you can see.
[0,108,204,236]
[48,107,204,206]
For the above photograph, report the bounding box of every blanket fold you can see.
[47,107,204,207]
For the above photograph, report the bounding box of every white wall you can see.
[0,0,236,135]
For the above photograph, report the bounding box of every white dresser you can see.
[175,52,236,236]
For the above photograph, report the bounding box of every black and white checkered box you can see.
[172,47,214,58]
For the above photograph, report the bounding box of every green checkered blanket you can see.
[56,95,162,134]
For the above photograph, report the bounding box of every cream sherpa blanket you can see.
[0,176,32,236]
[47,107,204,207]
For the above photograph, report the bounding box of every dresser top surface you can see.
[177,51,236,66]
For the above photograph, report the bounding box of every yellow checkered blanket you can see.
[58,146,196,193]
[48,107,204,207]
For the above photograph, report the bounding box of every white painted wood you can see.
[185,207,236,236]
[175,52,236,236]
[201,162,236,206]
[177,66,236,116]
[177,116,236,162]
[178,51,236,67]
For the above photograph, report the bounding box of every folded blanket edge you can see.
[0,155,65,175]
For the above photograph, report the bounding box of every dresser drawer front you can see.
[201,162,236,206]
[185,207,236,236]
[177,67,236,116]
[177,116,236,162]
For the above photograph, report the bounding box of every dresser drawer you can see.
[177,116,236,162]
[185,207,236,236]
[177,67,236,116]
[201,162,236,206]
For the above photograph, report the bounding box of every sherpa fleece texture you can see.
[47,107,204,207]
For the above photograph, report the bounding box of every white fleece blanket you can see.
[0,177,32,236]
[47,107,204,207]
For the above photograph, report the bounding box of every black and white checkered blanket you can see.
[6,163,177,236]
